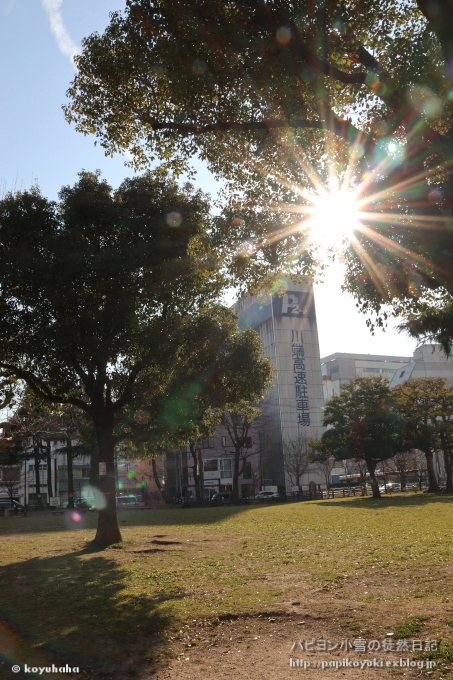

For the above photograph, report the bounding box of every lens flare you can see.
[306,190,360,246]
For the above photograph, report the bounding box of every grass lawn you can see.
[1,493,453,678]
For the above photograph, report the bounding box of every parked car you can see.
[378,483,401,493]
[209,492,233,505]
[74,497,95,510]
[0,499,24,512]
[256,490,281,501]
[116,494,142,508]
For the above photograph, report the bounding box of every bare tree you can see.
[314,455,336,487]
[385,451,417,491]
[283,434,311,487]
[307,439,336,488]
[222,409,258,500]
[0,405,70,454]
[0,464,21,506]
[412,449,428,489]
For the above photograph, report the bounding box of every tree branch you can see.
[149,115,373,147]
[0,361,91,414]
[149,119,323,134]
[111,361,143,413]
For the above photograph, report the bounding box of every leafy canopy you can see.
[321,376,403,469]
[65,1,453,314]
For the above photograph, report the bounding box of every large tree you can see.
[64,0,453,301]
[124,316,275,501]
[0,170,236,543]
[321,376,403,498]
[391,378,453,493]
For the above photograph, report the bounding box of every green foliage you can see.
[63,1,453,326]
[396,289,453,356]
[0,170,222,413]
[321,376,403,477]
[391,378,452,454]
[0,170,274,541]
[122,316,275,452]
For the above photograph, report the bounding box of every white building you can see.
[321,352,411,399]
[0,442,92,507]
[389,344,453,387]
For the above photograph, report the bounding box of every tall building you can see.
[234,282,325,491]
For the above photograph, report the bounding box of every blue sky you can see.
[0,0,417,359]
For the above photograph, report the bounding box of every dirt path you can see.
[151,611,438,680]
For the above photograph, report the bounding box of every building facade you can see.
[389,344,453,388]
[321,352,411,400]
[233,282,325,492]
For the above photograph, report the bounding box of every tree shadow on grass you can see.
[314,492,453,510]
[0,503,266,534]
[0,547,184,678]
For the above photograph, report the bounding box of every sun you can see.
[305,189,360,246]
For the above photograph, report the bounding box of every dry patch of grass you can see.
[1,494,453,678]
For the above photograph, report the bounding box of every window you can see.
[221,435,227,447]
[243,462,252,479]
[245,436,252,448]
[220,459,232,478]
[202,437,214,449]
[28,464,47,471]
[203,459,218,472]
[82,468,90,478]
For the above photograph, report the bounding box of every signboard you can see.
[238,291,315,331]
[50,497,60,507]
[204,480,219,487]
[99,463,107,476]
[273,291,315,319]
[203,470,219,480]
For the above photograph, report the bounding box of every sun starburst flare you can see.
[304,189,361,247]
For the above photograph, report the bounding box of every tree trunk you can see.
[425,450,441,493]
[367,461,381,499]
[34,438,44,510]
[93,427,122,545]
[189,442,201,502]
[46,440,53,500]
[198,448,204,502]
[89,442,99,488]
[440,430,453,493]
[67,439,74,509]
[152,457,165,502]
[232,447,241,500]
[359,469,366,496]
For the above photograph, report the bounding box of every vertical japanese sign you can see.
[293,337,310,426]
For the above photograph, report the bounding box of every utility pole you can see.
[67,439,74,509]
